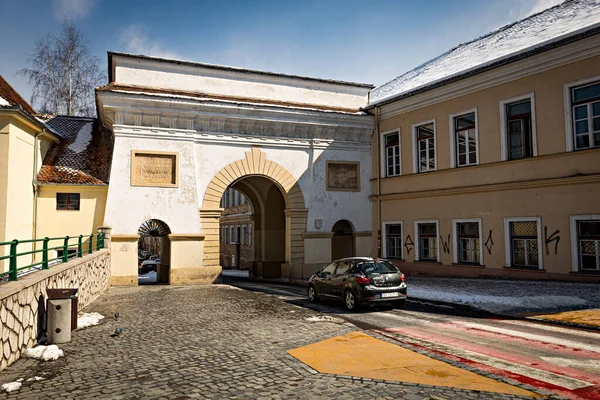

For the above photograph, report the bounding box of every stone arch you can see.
[200,147,307,276]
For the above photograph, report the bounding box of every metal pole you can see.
[88,234,93,254]
[63,236,69,263]
[9,240,18,281]
[42,237,49,269]
[78,235,83,257]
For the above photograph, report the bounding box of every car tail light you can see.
[401,274,406,282]
[356,276,370,285]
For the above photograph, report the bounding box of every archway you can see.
[219,176,286,278]
[138,219,171,285]
[331,219,355,260]
[201,147,307,280]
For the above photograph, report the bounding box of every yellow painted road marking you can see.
[288,331,542,398]
[533,309,600,328]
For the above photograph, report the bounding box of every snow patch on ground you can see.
[305,315,345,324]
[77,312,104,329]
[22,345,64,361]
[371,0,600,104]
[221,269,250,278]
[138,271,157,283]
[68,122,93,153]
[26,377,44,382]
[1,382,21,393]
[410,288,589,314]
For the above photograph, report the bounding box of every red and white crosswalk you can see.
[374,318,600,399]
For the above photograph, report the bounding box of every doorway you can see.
[138,219,171,285]
[331,219,355,260]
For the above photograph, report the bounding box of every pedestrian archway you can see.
[138,219,171,285]
[331,219,355,260]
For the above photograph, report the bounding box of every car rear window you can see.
[358,260,398,274]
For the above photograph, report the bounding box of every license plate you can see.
[381,292,399,298]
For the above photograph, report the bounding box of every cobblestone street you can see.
[1,285,542,399]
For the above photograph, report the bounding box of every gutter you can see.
[32,129,46,262]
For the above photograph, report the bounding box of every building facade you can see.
[96,52,374,285]
[367,3,600,281]
[220,188,254,270]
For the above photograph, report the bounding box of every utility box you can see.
[47,289,79,331]
[47,299,71,344]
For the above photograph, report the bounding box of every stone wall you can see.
[0,249,110,371]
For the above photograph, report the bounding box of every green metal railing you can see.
[0,233,105,282]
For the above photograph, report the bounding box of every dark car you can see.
[307,257,407,311]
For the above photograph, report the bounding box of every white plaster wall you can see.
[308,147,372,234]
[104,135,200,234]
[113,57,369,111]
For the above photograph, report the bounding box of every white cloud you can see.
[509,0,564,20]
[119,25,180,59]
[53,0,95,21]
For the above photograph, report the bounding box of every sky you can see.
[0,0,563,109]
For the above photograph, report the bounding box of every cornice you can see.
[370,174,600,201]
[377,36,600,119]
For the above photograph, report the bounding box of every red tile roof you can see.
[37,116,114,185]
[0,75,36,115]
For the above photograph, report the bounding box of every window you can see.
[500,93,537,161]
[56,193,80,210]
[229,227,234,243]
[453,219,482,265]
[242,225,247,246]
[505,218,542,268]
[335,262,350,275]
[451,111,478,167]
[413,121,436,172]
[383,222,403,259]
[56,249,77,260]
[571,82,600,150]
[570,216,600,272]
[225,226,230,244]
[321,262,337,275]
[383,130,401,177]
[249,224,253,247]
[415,220,438,262]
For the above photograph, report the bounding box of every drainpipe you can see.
[32,129,46,262]
[375,107,382,258]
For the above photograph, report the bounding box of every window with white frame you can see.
[505,100,534,160]
[242,225,247,246]
[416,221,438,261]
[571,216,600,271]
[384,222,402,259]
[249,224,253,247]
[506,218,541,268]
[415,122,436,172]
[571,81,600,150]
[225,226,229,244]
[453,113,477,167]
[384,131,401,177]
[453,220,481,265]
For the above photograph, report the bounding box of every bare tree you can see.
[20,21,105,116]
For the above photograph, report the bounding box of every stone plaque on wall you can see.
[326,161,360,191]
[131,151,179,188]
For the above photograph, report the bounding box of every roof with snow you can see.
[0,75,36,114]
[37,116,114,185]
[369,0,600,106]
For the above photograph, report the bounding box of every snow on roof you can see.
[370,0,600,106]
[0,96,10,107]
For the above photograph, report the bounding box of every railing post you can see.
[42,237,49,269]
[63,236,70,263]
[9,240,18,281]
[78,235,83,257]
[100,233,105,249]
[96,234,100,251]
[89,234,93,254]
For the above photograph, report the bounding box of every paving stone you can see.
[0,285,540,399]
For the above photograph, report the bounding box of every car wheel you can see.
[394,299,406,309]
[307,285,318,302]
[344,290,357,311]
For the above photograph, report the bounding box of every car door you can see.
[314,262,337,298]
[330,261,351,299]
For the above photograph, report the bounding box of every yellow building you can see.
[0,76,112,272]
[366,3,600,281]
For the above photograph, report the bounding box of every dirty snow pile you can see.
[305,315,345,324]
[77,312,104,329]
[26,377,44,382]
[22,345,64,361]
[370,0,600,104]
[1,382,21,393]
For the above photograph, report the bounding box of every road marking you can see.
[499,320,600,340]
[380,329,594,390]
[451,321,600,354]
[541,357,600,370]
